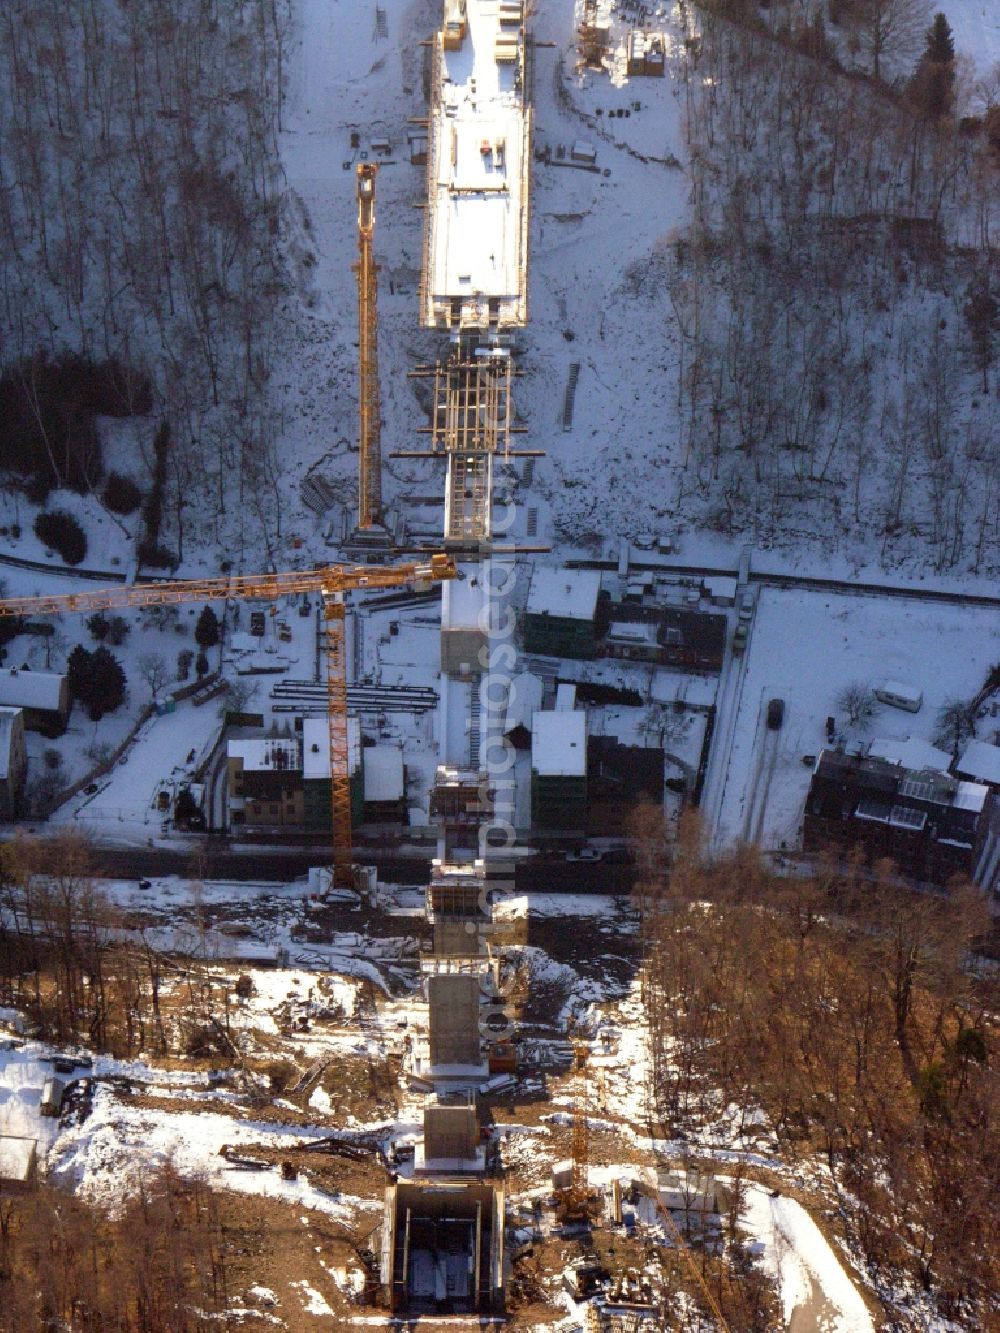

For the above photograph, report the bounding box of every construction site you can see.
[0,0,910,1328]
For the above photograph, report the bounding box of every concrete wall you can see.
[424,1104,479,1160]
[428,973,481,1066]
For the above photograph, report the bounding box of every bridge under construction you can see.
[404,0,532,547]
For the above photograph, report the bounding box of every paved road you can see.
[77,842,635,893]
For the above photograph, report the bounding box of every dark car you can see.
[601,847,636,865]
[83,783,99,796]
[767,698,785,730]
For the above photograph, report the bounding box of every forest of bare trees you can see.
[0,0,291,562]
[666,4,1000,570]
[0,834,243,1063]
[633,807,1000,1323]
[0,1166,232,1329]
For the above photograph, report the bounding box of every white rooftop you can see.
[526,566,601,621]
[0,1134,36,1183]
[302,715,362,779]
[503,670,543,733]
[442,565,489,633]
[422,0,530,329]
[555,683,577,710]
[954,780,988,813]
[956,739,1000,787]
[0,668,64,713]
[364,745,405,802]
[608,620,659,646]
[532,709,587,777]
[228,736,300,773]
[868,737,951,774]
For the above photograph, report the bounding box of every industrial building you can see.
[523,566,603,659]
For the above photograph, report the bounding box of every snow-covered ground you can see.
[715,587,1000,848]
[939,0,1000,76]
[743,1183,875,1333]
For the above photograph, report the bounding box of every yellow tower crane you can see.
[355,163,383,531]
[0,555,457,887]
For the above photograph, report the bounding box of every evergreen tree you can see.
[66,644,93,702]
[911,13,956,118]
[925,11,954,62]
[86,647,127,720]
[174,786,199,825]
[194,605,220,648]
[66,644,127,720]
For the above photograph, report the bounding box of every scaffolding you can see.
[444,450,493,543]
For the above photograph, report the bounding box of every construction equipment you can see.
[355,163,383,530]
[558,1024,596,1222]
[0,555,457,887]
[652,1192,731,1332]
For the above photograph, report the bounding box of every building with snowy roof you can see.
[0,1135,37,1193]
[227,717,365,831]
[302,715,363,830]
[531,707,587,829]
[804,749,992,889]
[363,744,406,820]
[502,670,544,748]
[0,707,27,821]
[0,667,69,735]
[441,567,488,677]
[626,29,666,77]
[227,733,303,828]
[955,739,1000,791]
[868,737,951,774]
[523,567,602,660]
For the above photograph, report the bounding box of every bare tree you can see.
[856,0,932,81]
[137,651,171,700]
[837,681,879,730]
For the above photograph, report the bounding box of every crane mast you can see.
[355,163,383,530]
[0,555,457,888]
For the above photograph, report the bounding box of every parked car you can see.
[738,590,755,621]
[601,847,635,865]
[767,698,785,730]
[732,624,749,655]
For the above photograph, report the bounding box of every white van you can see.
[875,680,923,713]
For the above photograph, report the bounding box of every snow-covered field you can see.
[716,586,1000,848]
